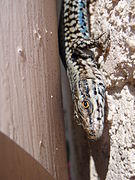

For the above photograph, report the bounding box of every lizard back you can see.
[59,0,90,66]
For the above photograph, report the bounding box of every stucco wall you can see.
[90,0,135,179]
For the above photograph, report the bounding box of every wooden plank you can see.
[0,0,68,179]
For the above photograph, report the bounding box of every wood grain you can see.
[0,0,68,179]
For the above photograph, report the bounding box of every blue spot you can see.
[79,11,83,18]
[79,2,84,8]
[78,1,89,38]
[80,27,87,33]
[80,20,84,26]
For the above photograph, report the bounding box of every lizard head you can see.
[73,78,105,140]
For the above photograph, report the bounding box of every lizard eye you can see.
[82,100,89,109]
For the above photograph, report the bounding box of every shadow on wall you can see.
[0,132,54,180]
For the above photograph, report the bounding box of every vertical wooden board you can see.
[0,0,68,179]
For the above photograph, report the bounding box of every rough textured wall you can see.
[90,0,135,179]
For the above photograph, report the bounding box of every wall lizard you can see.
[59,0,108,140]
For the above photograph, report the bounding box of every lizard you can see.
[58,0,108,140]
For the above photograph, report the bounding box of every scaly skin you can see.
[59,0,106,140]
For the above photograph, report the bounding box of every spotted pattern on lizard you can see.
[59,0,107,140]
